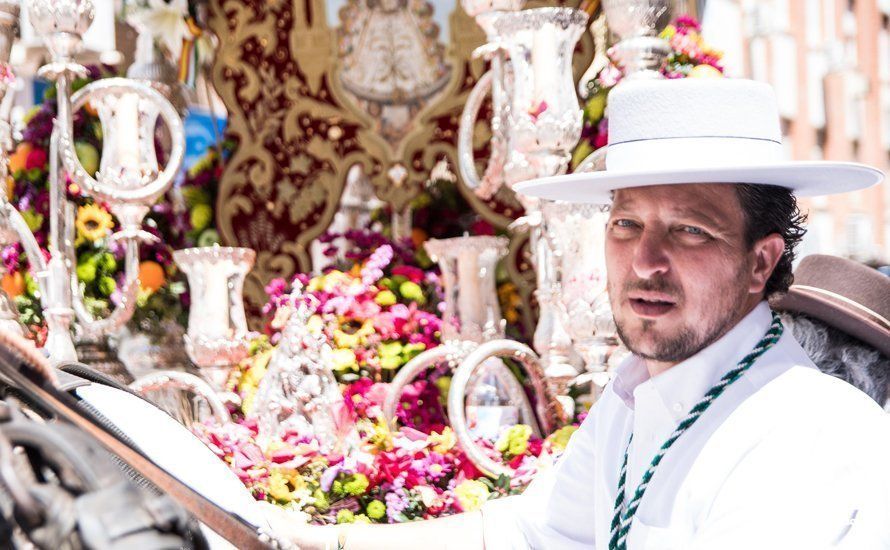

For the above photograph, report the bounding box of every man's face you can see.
[605,184,767,365]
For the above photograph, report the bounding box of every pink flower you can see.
[675,14,702,32]
[410,452,452,482]
[527,438,543,457]
[361,245,394,286]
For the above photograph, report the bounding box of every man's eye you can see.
[613,219,639,229]
[679,225,708,237]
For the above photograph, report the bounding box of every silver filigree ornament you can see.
[251,285,357,455]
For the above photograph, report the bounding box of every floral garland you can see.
[572,15,725,168]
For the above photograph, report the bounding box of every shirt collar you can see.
[611,301,774,420]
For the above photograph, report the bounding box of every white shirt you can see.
[482,302,890,549]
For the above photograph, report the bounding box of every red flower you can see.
[508,454,524,469]
[25,148,47,171]
[391,265,424,283]
[527,438,543,457]
[594,131,608,150]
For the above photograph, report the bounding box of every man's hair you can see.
[780,312,890,407]
[734,183,807,298]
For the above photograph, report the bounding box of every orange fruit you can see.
[138,261,166,292]
[1,271,25,298]
[8,143,32,174]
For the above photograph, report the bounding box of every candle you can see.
[115,93,141,170]
[532,23,558,104]
[201,260,232,340]
[456,248,483,339]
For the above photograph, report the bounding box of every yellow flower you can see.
[307,275,324,292]
[334,328,361,349]
[429,426,457,454]
[241,349,273,415]
[375,289,397,306]
[357,320,376,338]
[330,348,358,372]
[367,417,393,451]
[496,424,532,457]
[268,468,305,503]
[454,480,490,512]
[75,204,114,242]
[322,271,350,292]
[545,425,579,452]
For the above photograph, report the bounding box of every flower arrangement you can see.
[194,233,580,524]
[572,15,725,167]
[260,232,442,386]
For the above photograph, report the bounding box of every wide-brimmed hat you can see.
[772,255,890,357]
[514,79,884,203]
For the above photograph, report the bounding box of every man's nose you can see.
[631,229,670,279]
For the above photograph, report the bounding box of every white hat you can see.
[514,78,884,204]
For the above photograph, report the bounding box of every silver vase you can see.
[174,246,255,392]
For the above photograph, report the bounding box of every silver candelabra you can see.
[0,0,184,362]
[457,6,589,413]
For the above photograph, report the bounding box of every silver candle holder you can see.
[0,0,185,363]
[173,246,256,392]
[457,6,589,413]
[382,235,562,477]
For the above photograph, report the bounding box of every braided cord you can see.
[608,434,634,548]
[609,312,784,550]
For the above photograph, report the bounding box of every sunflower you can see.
[75,204,114,242]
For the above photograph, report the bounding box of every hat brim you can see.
[773,288,890,358]
[513,161,884,204]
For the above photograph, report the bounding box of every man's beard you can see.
[613,273,749,364]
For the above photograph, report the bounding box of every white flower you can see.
[127,0,191,61]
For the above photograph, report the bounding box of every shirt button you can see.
[672,403,683,413]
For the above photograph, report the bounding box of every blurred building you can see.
[702,0,890,264]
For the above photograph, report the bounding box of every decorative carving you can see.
[209,0,593,321]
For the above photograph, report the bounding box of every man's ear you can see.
[749,233,785,295]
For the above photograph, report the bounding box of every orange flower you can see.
[1,271,25,298]
[8,143,32,174]
[138,261,166,292]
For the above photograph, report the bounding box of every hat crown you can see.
[607,79,782,145]
[511,77,883,204]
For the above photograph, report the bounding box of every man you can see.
[773,254,890,407]
[275,79,890,549]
